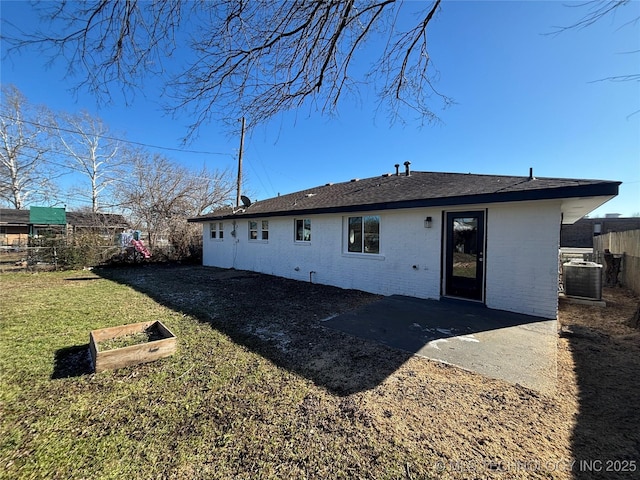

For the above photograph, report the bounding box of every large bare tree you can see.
[3,1,635,139]
[0,84,57,209]
[53,111,123,213]
[115,152,234,250]
[3,0,449,137]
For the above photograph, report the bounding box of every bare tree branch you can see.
[0,84,58,209]
[114,152,234,249]
[589,73,640,82]
[547,0,639,114]
[2,1,449,138]
[3,0,183,105]
[52,111,124,213]
[550,0,635,32]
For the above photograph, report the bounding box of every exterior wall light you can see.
[425,216,432,228]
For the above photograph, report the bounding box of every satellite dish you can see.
[241,195,252,207]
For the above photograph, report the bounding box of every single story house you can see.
[188,166,620,319]
[0,207,129,247]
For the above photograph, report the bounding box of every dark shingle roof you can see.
[188,171,620,222]
[0,209,129,228]
[66,212,129,228]
[0,209,29,225]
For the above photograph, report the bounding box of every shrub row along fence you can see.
[0,245,117,272]
[594,229,640,297]
[0,237,202,273]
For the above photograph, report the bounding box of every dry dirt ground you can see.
[98,265,639,479]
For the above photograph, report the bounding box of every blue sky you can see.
[1,1,639,216]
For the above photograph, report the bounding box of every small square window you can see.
[249,220,268,241]
[210,222,224,240]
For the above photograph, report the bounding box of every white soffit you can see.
[561,195,616,224]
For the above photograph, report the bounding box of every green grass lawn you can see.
[0,269,426,479]
[7,266,624,479]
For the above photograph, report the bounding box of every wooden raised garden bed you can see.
[89,320,176,373]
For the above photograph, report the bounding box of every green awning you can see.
[29,207,67,225]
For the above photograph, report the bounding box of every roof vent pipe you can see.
[395,164,400,176]
[529,167,535,180]
[404,161,411,176]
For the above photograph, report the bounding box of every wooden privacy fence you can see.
[594,229,640,297]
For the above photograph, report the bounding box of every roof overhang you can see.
[560,195,618,224]
[189,181,621,223]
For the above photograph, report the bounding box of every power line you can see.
[10,149,234,186]
[0,114,232,156]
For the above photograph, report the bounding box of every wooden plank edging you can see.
[89,320,177,373]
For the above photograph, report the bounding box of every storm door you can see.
[444,211,485,301]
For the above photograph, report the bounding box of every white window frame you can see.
[210,222,224,240]
[295,218,311,242]
[249,220,269,242]
[249,221,258,240]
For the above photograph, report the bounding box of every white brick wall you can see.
[203,209,442,299]
[201,200,562,319]
[484,201,561,319]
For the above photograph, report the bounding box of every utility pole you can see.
[236,117,245,207]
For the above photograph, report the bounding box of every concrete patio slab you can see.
[322,295,557,394]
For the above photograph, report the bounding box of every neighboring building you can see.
[0,207,129,247]
[560,217,640,248]
[189,168,619,319]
